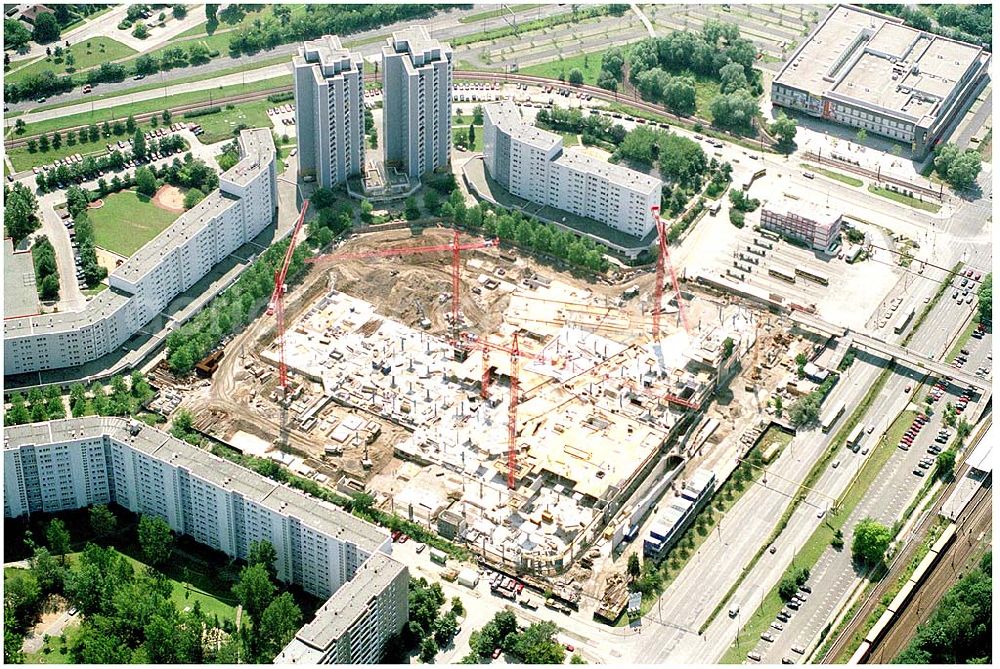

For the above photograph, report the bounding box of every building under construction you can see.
[254,237,757,579]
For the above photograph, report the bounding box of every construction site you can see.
[165,210,811,608]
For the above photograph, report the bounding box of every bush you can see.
[183,106,222,119]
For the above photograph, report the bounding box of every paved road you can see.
[953,89,993,149]
[21,610,79,654]
[5,4,568,120]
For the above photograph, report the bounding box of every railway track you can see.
[822,416,992,662]
[5,70,777,151]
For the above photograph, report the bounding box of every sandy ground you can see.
[95,247,126,277]
[153,185,186,213]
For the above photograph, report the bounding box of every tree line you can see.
[4,182,41,244]
[164,237,309,374]
[227,4,451,57]
[3,508,303,664]
[869,4,991,50]
[4,371,154,425]
[457,610,569,664]
[31,236,60,301]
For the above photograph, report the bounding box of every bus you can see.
[795,266,830,286]
[821,400,847,433]
[846,423,864,451]
[894,306,916,335]
[768,266,796,283]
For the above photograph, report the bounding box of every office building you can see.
[4,129,277,376]
[771,4,990,158]
[382,26,453,180]
[4,417,408,663]
[643,469,715,561]
[760,198,843,250]
[293,35,366,187]
[483,101,661,239]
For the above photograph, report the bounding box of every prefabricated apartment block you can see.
[483,100,662,240]
[294,35,366,187]
[3,417,408,664]
[382,26,453,180]
[771,4,990,158]
[3,129,277,376]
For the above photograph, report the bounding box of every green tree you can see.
[40,273,60,300]
[596,69,618,91]
[856,128,867,142]
[718,61,749,94]
[467,123,476,149]
[248,540,278,579]
[935,449,957,481]
[568,68,584,85]
[627,553,641,580]
[6,392,30,425]
[851,517,891,567]
[5,182,41,244]
[788,394,821,427]
[44,519,71,566]
[32,11,60,43]
[172,4,187,19]
[472,104,484,125]
[126,115,137,134]
[832,528,844,550]
[433,610,459,645]
[571,653,587,664]
[232,563,275,626]
[419,636,439,663]
[135,166,157,197]
[709,90,758,132]
[138,515,174,567]
[770,113,797,149]
[511,621,565,664]
[977,273,991,323]
[451,596,465,617]
[601,47,624,80]
[65,50,75,70]
[5,18,32,50]
[360,198,374,223]
[90,505,117,539]
[133,129,146,160]
[258,592,302,660]
[183,188,206,209]
[404,196,421,221]
[70,382,89,417]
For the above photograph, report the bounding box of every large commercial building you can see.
[293,35,366,187]
[643,469,715,561]
[4,129,277,376]
[760,197,843,250]
[381,26,453,180]
[4,417,409,664]
[483,101,661,239]
[771,4,990,158]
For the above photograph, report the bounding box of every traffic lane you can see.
[760,380,952,662]
[639,363,886,663]
[36,195,86,311]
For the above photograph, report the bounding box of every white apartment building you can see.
[293,35,365,187]
[4,417,409,664]
[275,552,409,664]
[4,129,277,376]
[382,26,453,180]
[483,101,661,240]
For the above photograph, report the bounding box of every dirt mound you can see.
[152,185,186,212]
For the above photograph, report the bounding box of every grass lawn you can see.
[83,283,109,297]
[276,142,295,175]
[18,75,292,140]
[458,4,544,23]
[26,620,84,664]
[519,48,608,86]
[976,129,992,161]
[558,130,580,147]
[868,185,942,213]
[453,126,484,152]
[945,315,981,362]
[6,37,137,85]
[195,98,276,144]
[34,53,293,115]
[7,139,108,173]
[114,550,238,623]
[722,409,919,663]
[803,163,863,187]
[89,190,180,256]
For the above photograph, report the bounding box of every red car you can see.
[515,582,524,594]
[399,534,409,543]
[564,644,575,652]
[391,530,401,542]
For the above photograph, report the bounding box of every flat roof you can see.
[762,196,842,227]
[554,151,661,195]
[965,429,991,474]
[486,101,562,152]
[114,129,274,284]
[4,417,388,553]
[292,552,406,651]
[4,238,40,319]
[3,286,133,338]
[297,35,363,78]
[775,4,985,122]
[385,25,451,66]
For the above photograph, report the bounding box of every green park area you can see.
[89,190,180,256]
[194,99,275,144]
[6,37,137,85]
[868,185,942,213]
[520,49,608,86]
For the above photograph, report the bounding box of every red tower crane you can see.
[269,199,311,394]
[307,230,498,342]
[651,205,691,340]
